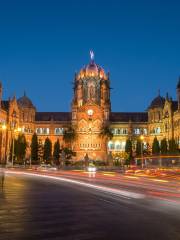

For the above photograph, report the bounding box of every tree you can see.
[168,138,178,154]
[161,138,168,154]
[63,127,76,149]
[53,139,61,164]
[136,139,142,156]
[62,147,76,160]
[125,154,131,166]
[15,134,27,163]
[9,140,13,162]
[38,139,43,164]
[43,138,52,163]
[145,143,151,155]
[125,139,132,156]
[152,137,160,154]
[99,126,113,140]
[31,133,38,163]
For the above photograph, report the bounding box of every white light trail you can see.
[6,170,145,199]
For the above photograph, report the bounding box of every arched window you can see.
[54,128,64,135]
[115,141,121,150]
[108,141,114,150]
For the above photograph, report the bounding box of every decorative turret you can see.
[72,51,111,123]
[17,91,35,108]
[148,90,165,110]
[176,77,180,110]
[72,51,110,109]
[17,92,36,123]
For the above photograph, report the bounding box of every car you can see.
[87,164,97,172]
[37,164,57,171]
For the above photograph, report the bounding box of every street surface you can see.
[0,169,180,240]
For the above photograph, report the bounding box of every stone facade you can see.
[0,53,180,163]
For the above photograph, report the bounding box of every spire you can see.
[166,92,169,100]
[158,89,160,96]
[177,76,180,89]
[24,90,26,97]
[90,50,95,62]
[12,94,16,101]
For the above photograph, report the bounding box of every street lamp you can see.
[0,123,7,164]
[140,135,144,168]
[2,124,7,131]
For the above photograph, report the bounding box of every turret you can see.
[17,92,36,123]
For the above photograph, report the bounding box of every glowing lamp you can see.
[87,109,93,116]
[140,135,144,141]
[2,124,7,130]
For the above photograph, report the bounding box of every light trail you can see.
[124,176,139,180]
[103,173,116,177]
[6,170,145,200]
[150,179,169,183]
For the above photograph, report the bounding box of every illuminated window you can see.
[36,128,42,134]
[115,142,121,150]
[36,128,49,135]
[108,141,114,150]
[143,128,147,135]
[113,128,128,135]
[42,128,49,134]
[155,127,161,134]
[54,128,64,135]
[134,128,140,135]
[121,141,126,150]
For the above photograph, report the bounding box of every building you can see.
[0,52,180,163]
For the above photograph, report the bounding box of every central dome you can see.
[86,62,99,75]
[77,51,107,80]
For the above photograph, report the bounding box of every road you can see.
[0,169,180,240]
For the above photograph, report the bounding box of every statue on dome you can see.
[90,50,94,61]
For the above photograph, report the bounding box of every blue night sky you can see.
[0,0,180,112]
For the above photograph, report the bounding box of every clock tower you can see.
[71,52,111,161]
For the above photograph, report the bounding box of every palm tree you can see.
[99,125,113,140]
[99,125,113,165]
[63,127,76,149]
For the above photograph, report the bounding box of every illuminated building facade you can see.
[0,53,180,163]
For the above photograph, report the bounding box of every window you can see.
[108,141,114,150]
[115,142,121,150]
[121,141,126,150]
[42,128,49,134]
[112,128,128,135]
[143,128,147,135]
[54,128,64,135]
[36,128,49,135]
[155,127,161,134]
[36,128,42,134]
[134,128,140,135]
[122,128,128,135]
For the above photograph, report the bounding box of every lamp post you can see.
[0,123,7,164]
[140,135,144,168]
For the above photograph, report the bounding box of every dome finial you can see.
[90,50,94,62]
